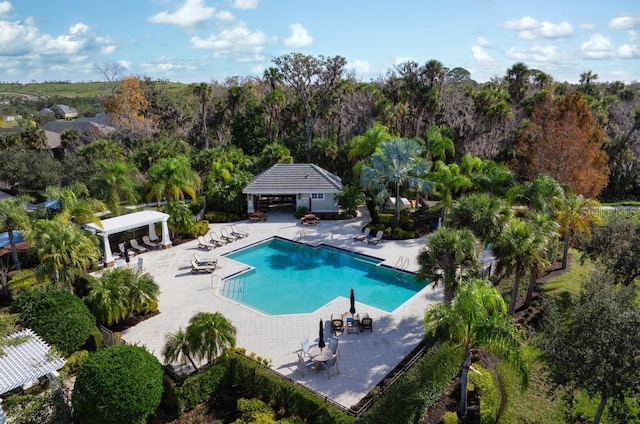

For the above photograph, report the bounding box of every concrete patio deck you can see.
[120,207,443,411]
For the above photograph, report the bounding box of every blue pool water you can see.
[223,238,425,315]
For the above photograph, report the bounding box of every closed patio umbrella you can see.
[318,319,326,350]
[123,241,130,266]
[349,288,356,315]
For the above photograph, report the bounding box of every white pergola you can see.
[0,329,66,423]
[84,210,171,266]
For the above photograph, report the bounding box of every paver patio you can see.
[121,207,443,410]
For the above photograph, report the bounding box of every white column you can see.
[101,233,114,266]
[148,223,158,240]
[160,218,172,247]
[247,194,254,213]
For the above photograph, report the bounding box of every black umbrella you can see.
[349,288,356,315]
[318,319,326,350]
[123,241,130,265]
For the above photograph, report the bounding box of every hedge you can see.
[468,364,500,424]
[360,341,464,424]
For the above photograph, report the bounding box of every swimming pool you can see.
[222,237,425,315]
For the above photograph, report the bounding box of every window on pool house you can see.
[311,193,324,199]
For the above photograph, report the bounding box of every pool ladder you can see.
[394,256,410,282]
[221,277,245,302]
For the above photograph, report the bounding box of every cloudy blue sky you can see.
[0,0,638,84]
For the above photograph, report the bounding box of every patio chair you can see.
[327,337,339,358]
[208,231,228,246]
[190,258,217,274]
[331,314,344,336]
[367,230,384,245]
[353,227,371,242]
[193,253,218,267]
[142,235,160,249]
[231,225,248,238]
[319,354,339,379]
[296,351,314,376]
[219,227,237,242]
[133,257,144,273]
[129,239,147,253]
[360,313,373,332]
[299,337,313,361]
[197,236,217,250]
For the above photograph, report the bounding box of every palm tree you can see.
[492,217,537,314]
[162,200,196,238]
[0,198,31,270]
[507,174,564,215]
[417,227,479,302]
[449,193,511,246]
[523,213,559,306]
[556,193,599,269]
[163,328,199,371]
[186,312,237,364]
[191,82,212,149]
[429,160,473,225]
[147,155,200,208]
[124,270,159,316]
[579,70,599,86]
[32,220,99,289]
[361,138,434,228]
[424,125,454,162]
[45,183,106,227]
[90,160,140,215]
[505,62,530,103]
[424,278,528,418]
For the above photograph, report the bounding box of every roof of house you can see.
[243,164,343,195]
[84,210,170,236]
[0,328,65,394]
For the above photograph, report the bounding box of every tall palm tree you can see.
[162,200,196,238]
[0,198,31,270]
[32,220,99,290]
[186,312,237,364]
[90,160,140,215]
[424,278,528,418]
[492,217,537,314]
[417,227,479,302]
[449,193,511,246]
[523,213,559,306]
[163,328,199,371]
[429,161,473,225]
[147,155,201,208]
[424,125,454,162]
[192,82,212,149]
[579,70,599,86]
[361,138,434,228]
[505,62,530,104]
[506,174,564,215]
[45,183,106,227]
[556,193,599,269]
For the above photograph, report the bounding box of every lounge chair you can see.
[360,313,373,332]
[353,227,371,242]
[142,235,160,249]
[193,253,218,267]
[129,239,147,253]
[207,231,228,246]
[319,354,339,379]
[190,258,217,274]
[119,242,136,257]
[296,351,315,376]
[197,236,217,250]
[231,225,248,238]
[219,227,237,242]
[331,313,344,336]
[367,230,384,245]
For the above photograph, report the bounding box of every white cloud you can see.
[503,17,573,40]
[148,0,215,28]
[100,45,116,54]
[477,36,491,47]
[69,23,89,35]
[506,45,560,62]
[216,11,234,21]
[471,46,494,62]
[581,33,616,59]
[393,56,412,65]
[0,1,12,15]
[190,22,267,61]
[284,23,313,48]
[233,0,259,9]
[609,14,640,30]
[348,59,371,75]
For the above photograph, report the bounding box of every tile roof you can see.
[0,329,65,394]
[243,164,343,194]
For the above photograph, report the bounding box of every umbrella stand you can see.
[349,288,356,315]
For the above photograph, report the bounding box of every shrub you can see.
[468,364,500,424]
[205,211,241,223]
[63,350,89,374]
[11,287,95,356]
[174,359,229,414]
[72,345,163,424]
[190,220,210,238]
[83,326,104,352]
[295,206,309,218]
[442,411,459,424]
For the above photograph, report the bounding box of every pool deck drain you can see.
[121,208,443,411]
